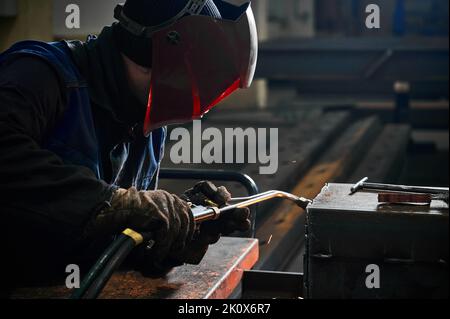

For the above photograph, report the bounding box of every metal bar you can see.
[192,190,312,224]
[226,191,311,211]
[352,177,449,195]
[256,37,449,98]
[364,183,449,194]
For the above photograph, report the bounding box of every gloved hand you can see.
[83,188,195,274]
[179,181,252,264]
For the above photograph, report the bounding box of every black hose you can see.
[70,234,128,299]
[72,170,261,299]
[83,237,137,299]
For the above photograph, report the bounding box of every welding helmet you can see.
[114,0,258,136]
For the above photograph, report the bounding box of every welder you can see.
[0,0,257,296]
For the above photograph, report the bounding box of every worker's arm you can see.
[0,57,218,276]
[0,56,115,237]
[0,56,251,279]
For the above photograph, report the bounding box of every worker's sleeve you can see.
[0,57,115,238]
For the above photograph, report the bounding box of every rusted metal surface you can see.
[378,193,432,204]
[12,237,259,299]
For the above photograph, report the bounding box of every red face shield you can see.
[140,2,258,136]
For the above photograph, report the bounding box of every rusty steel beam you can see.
[255,117,383,271]
[349,124,411,183]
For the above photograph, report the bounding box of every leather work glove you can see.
[179,181,252,264]
[83,188,196,275]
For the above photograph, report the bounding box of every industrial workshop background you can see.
[0,0,448,288]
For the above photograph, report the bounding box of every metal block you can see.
[305,183,449,299]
